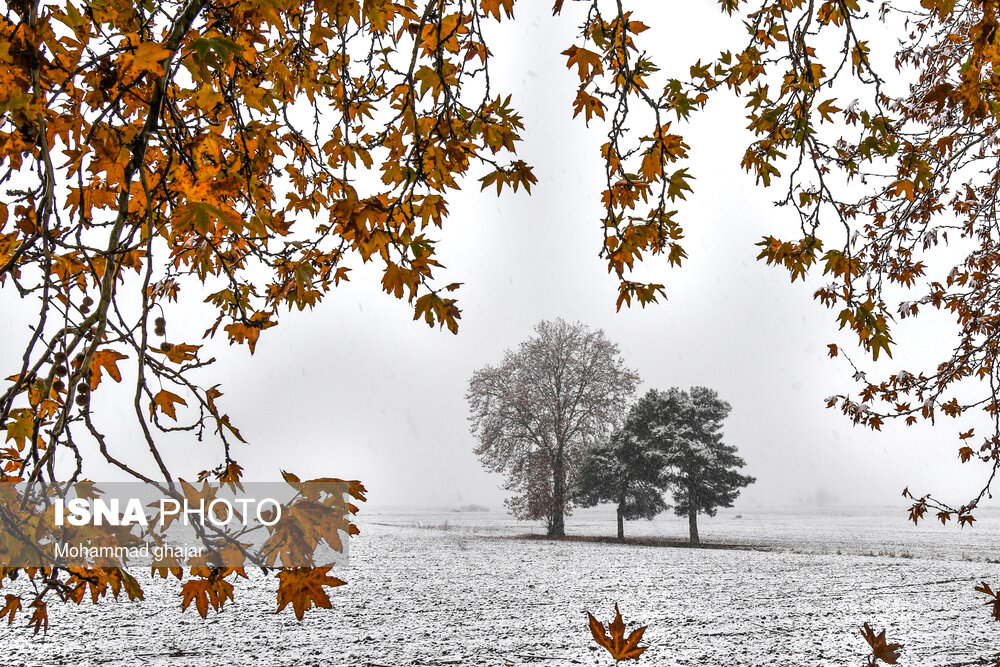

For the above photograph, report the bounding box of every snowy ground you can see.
[4,507,1000,666]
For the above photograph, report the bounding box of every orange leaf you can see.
[0,594,20,625]
[480,0,514,21]
[562,45,603,82]
[90,349,128,390]
[889,179,915,202]
[588,603,647,662]
[119,41,171,78]
[152,389,187,420]
[861,623,903,664]
[275,566,345,620]
[152,342,200,364]
[180,577,234,618]
[27,598,47,635]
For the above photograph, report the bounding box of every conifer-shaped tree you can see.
[655,387,755,545]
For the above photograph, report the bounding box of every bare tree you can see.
[467,319,639,537]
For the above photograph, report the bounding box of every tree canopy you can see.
[640,387,754,545]
[574,391,671,542]
[467,319,638,537]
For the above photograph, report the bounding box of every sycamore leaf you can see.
[480,0,514,21]
[976,581,1000,621]
[817,98,842,122]
[889,179,915,202]
[0,594,20,625]
[151,342,200,364]
[189,36,242,70]
[90,349,128,390]
[275,566,345,621]
[588,604,647,662]
[180,577,234,618]
[151,389,187,421]
[3,409,34,451]
[563,45,603,82]
[861,623,903,664]
[119,41,171,78]
[27,598,47,635]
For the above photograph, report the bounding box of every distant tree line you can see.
[467,319,754,543]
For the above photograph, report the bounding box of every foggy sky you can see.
[1,2,994,516]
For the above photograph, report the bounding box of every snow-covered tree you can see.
[467,319,639,537]
[574,406,670,541]
[654,387,755,545]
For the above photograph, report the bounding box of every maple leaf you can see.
[180,577,234,618]
[261,498,350,567]
[588,604,648,662]
[90,350,127,390]
[151,389,187,421]
[27,598,48,635]
[861,623,903,664]
[817,98,842,122]
[118,41,171,78]
[976,582,1000,621]
[275,566,345,620]
[0,594,20,625]
[151,342,200,364]
[3,409,34,451]
[480,0,514,21]
[563,46,603,82]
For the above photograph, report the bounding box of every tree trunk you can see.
[687,481,700,545]
[548,508,565,537]
[549,451,566,537]
[616,504,625,542]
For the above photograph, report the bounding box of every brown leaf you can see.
[275,566,345,620]
[861,622,903,664]
[27,598,48,634]
[180,577,234,618]
[0,594,20,625]
[976,582,1000,621]
[588,603,647,662]
[90,349,127,390]
[151,389,187,420]
[152,342,200,364]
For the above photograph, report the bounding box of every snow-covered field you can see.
[4,506,1000,666]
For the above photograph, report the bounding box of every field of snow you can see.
[4,506,1000,666]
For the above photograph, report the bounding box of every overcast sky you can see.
[2,1,994,515]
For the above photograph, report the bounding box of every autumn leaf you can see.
[151,342,200,364]
[0,594,20,625]
[563,45,603,82]
[27,598,47,635]
[180,577,234,618]
[90,349,128,390]
[118,41,172,78]
[151,389,187,421]
[861,623,903,664]
[976,582,1000,622]
[889,179,915,202]
[3,409,34,451]
[275,566,345,621]
[817,98,842,122]
[588,604,648,662]
[480,0,515,21]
